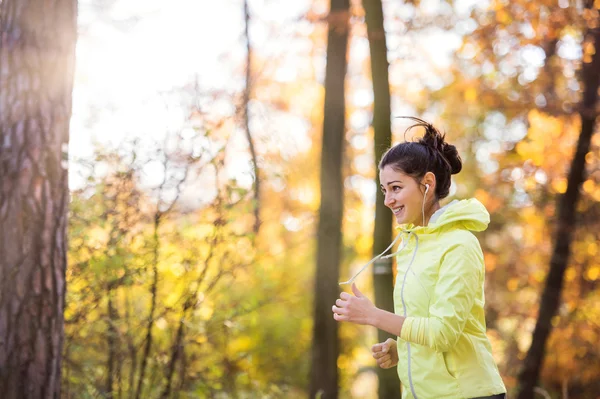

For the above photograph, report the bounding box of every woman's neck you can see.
[415,201,441,227]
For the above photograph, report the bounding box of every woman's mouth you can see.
[392,206,404,215]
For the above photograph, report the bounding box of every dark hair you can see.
[378,117,462,200]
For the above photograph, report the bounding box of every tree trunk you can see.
[309,1,349,398]
[0,0,77,397]
[135,213,161,399]
[125,291,137,399]
[362,0,402,397]
[516,10,600,399]
[160,316,185,399]
[106,290,117,398]
[243,0,261,236]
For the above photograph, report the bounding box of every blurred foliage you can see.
[64,0,600,397]
[64,134,313,397]
[431,1,600,396]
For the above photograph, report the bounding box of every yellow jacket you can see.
[393,198,506,399]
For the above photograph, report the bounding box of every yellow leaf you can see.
[464,87,477,103]
[199,303,214,320]
[524,177,537,191]
[583,179,595,194]
[586,151,595,163]
[355,235,372,256]
[230,336,252,353]
[552,178,567,194]
[588,242,598,256]
[496,9,511,24]
[586,266,600,281]
[533,270,545,283]
[337,354,350,370]
[484,253,497,272]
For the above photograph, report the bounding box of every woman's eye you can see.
[393,186,401,191]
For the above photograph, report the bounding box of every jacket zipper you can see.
[400,238,419,399]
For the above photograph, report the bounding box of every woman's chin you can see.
[395,214,415,225]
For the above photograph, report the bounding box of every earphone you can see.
[422,184,430,226]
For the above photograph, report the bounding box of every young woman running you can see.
[332,118,507,399]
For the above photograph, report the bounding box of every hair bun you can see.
[441,142,462,175]
[401,117,463,175]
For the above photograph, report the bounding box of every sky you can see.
[69,0,466,190]
[69,0,550,203]
[70,0,251,190]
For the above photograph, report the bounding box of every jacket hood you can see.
[396,198,490,233]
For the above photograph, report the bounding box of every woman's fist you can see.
[371,338,398,369]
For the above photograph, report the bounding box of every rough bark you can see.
[309,1,350,398]
[0,0,77,397]
[516,9,600,399]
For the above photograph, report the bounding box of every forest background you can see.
[1,0,599,398]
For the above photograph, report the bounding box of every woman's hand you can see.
[371,338,398,369]
[332,283,377,325]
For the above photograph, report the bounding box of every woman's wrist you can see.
[371,307,405,337]
[368,306,382,327]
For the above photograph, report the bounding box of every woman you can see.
[332,118,507,399]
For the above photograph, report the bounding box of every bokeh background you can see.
[38,0,600,397]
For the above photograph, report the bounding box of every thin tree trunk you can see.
[134,213,161,399]
[243,0,261,236]
[309,1,350,398]
[64,342,71,399]
[124,291,137,399]
[516,10,600,399]
[106,289,117,398]
[362,0,402,397]
[160,317,185,399]
[176,347,187,396]
[160,226,221,397]
[160,289,198,399]
[116,311,123,399]
[0,0,77,397]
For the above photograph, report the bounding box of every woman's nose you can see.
[384,193,395,207]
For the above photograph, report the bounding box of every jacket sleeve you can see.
[399,240,482,352]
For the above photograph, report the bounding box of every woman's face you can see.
[379,165,426,226]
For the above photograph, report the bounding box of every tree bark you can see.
[309,1,349,398]
[124,290,137,399]
[362,0,402,397]
[160,315,185,399]
[0,0,77,397]
[516,10,600,399]
[106,290,117,398]
[134,213,161,399]
[243,0,261,236]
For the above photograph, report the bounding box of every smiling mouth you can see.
[392,206,404,215]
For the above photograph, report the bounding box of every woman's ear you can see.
[423,172,436,194]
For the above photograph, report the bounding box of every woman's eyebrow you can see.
[380,180,403,187]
